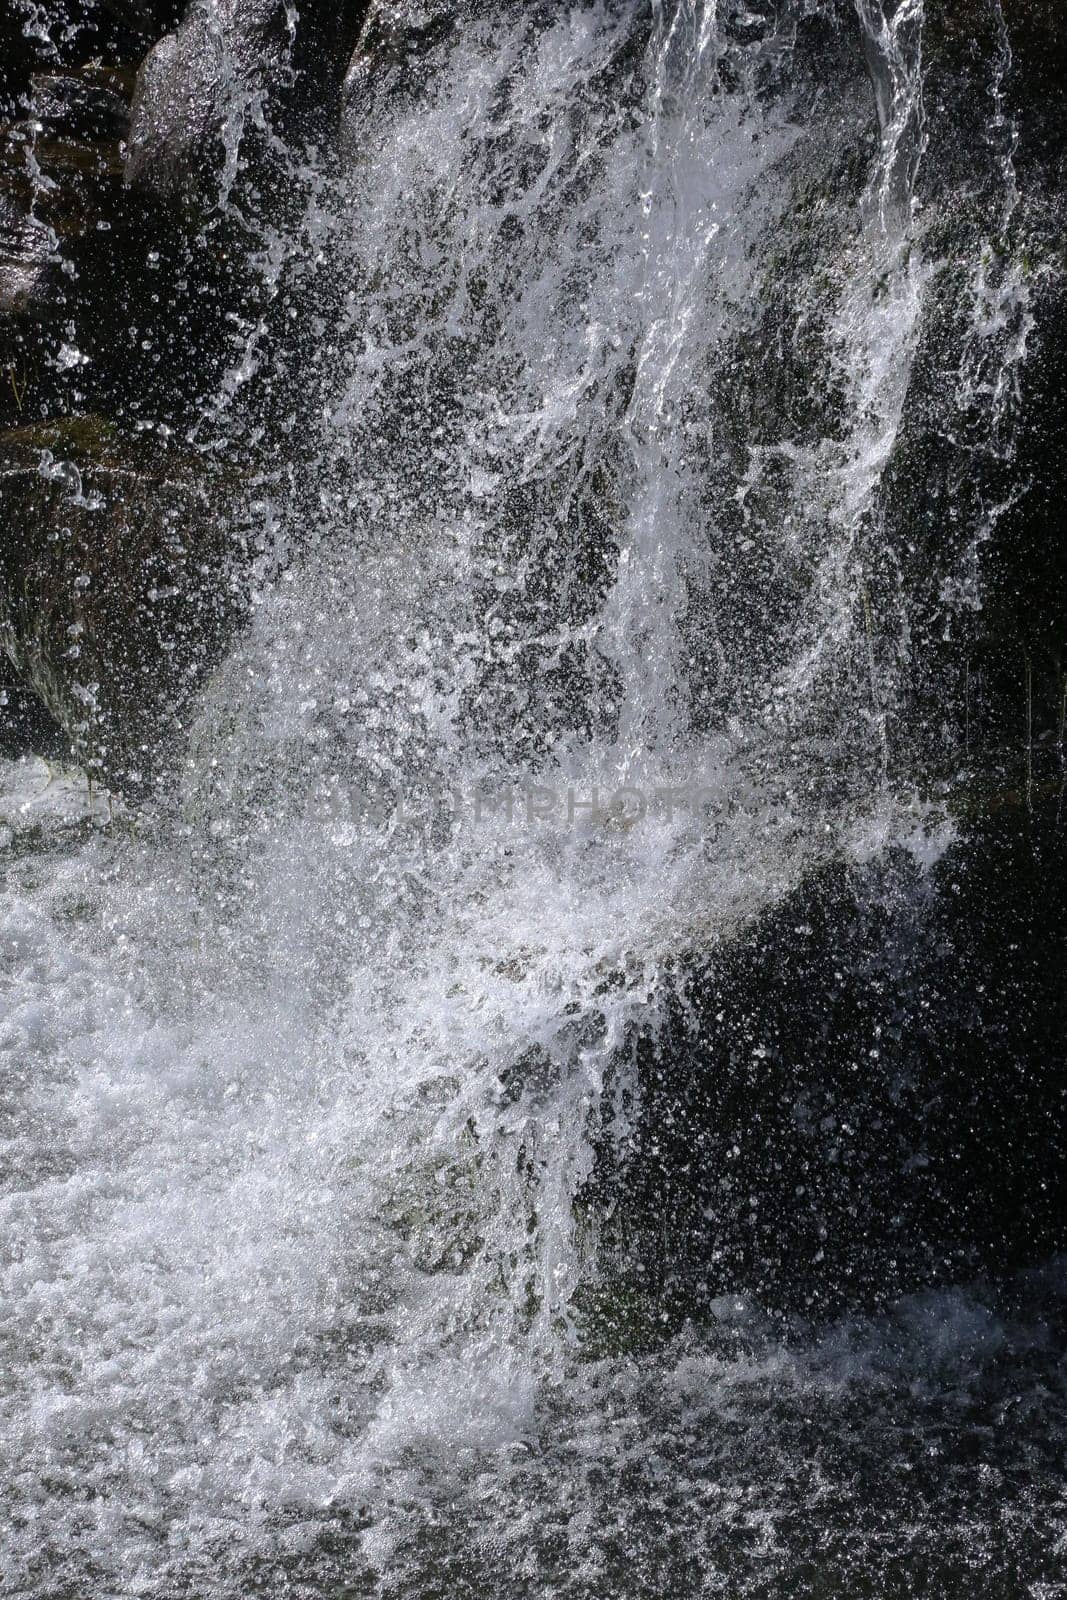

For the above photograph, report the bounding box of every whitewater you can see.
[2,3,1065,1595]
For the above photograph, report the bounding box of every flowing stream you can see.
[2,3,1066,1595]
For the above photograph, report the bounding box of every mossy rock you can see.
[0,415,253,794]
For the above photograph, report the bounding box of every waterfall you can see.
[2,3,1065,1595]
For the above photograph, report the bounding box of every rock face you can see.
[571,0,1067,1326]
[870,0,1067,769]
[0,2,188,316]
[0,0,373,785]
[0,0,330,778]
[589,797,1067,1321]
[0,0,1060,1332]
[0,64,134,317]
[127,0,370,202]
[125,0,292,200]
[0,417,251,792]
[0,40,199,447]
[341,0,465,117]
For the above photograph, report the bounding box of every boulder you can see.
[0,64,134,320]
[342,0,464,117]
[126,0,370,203]
[125,0,290,200]
[0,65,277,437]
[0,416,252,792]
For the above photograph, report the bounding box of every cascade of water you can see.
[854,0,926,225]
[599,2,792,764]
[3,3,1056,1594]
[170,0,952,1467]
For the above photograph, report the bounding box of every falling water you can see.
[2,2,1065,1595]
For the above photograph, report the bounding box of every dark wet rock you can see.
[125,0,290,201]
[589,797,1067,1323]
[55,199,272,429]
[880,249,1067,773]
[919,9,1067,752]
[0,680,66,760]
[975,275,1067,736]
[864,3,1067,770]
[342,0,463,116]
[127,0,370,203]
[0,181,55,315]
[572,0,1067,1330]
[688,94,872,736]
[0,415,253,792]
[923,0,1067,190]
[0,59,137,331]
[747,1,1067,782]
[0,4,370,773]
[928,0,1065,88]
[0,1,188,323]
[0,119,274,440]
[0,2,291,411]
[0,1,185,119]
[0,12,37,118]
[30,68,131,140]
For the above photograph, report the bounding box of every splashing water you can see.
[2,3,1062,1595]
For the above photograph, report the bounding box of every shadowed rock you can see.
[0,64,135,317]
[0,415,253,793]
[126,0,371,202]
[0,1,186,314]
[587,797,1067,1324]
[342,0,466,119]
